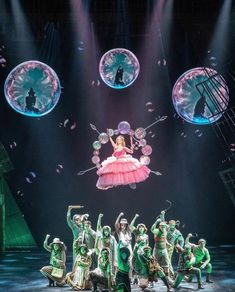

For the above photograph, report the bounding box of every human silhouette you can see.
[25,88,40,114]
[114,66,124,86]
[193,95,206,119]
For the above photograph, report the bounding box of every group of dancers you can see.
[40,205,213,291]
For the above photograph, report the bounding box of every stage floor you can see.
[0,245,235,291]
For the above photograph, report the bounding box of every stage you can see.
[0,245,234,291]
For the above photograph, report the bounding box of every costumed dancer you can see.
[160,210,184,277]
[185,234,213,283]
[66,205,88,264]
[133,222,149,246]
[137,245,172,291]
[40,235,66,287]
[82,219,97,270]
[115,212,139,252]
[66,244,92,291]
[90,247,114,291]
[131,218,149,285]
[96,135,150,190]
[167,220,184,277]
[95,215,118,275]
[151,211,172,281]
[115,240,131,292]
[173,244,204,290]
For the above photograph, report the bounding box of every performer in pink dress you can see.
[96,135,150,190]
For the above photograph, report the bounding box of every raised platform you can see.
[0,245,234,291]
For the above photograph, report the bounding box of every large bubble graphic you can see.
[118,121,131,134]
[172,67,229,125]
[99,48,140,89]
[4,60,61,117]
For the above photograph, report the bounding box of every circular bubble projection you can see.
[172,67,229,125]
[4,60,61,117]
[99,48,140,89]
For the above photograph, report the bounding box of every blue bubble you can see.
[99,48,140,89]
[4,60,61,117]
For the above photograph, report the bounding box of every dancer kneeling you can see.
[90,248,114,291]
[173,244,204,290]
[40,235,66,287]
[66,244,92,290]
[137,245,172,291]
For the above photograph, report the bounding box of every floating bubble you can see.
[172,67,229,125]
[141,145,152,156]
[230,144,235,152]
[114,129,119,135]
[62,119,77,130]
[70,122,77,130]
[56,164,63,174]
[78,41,84,51]
[98,133,109,144]
[140,155,151,165]
[17,190,24,197]
[107,128,114,137]
[145,102,155,113]
[129,183,136,189]
[9,141,17,149]
[64,119,70,127]
[0,57,6,64]
[195,129,203,137]
[135,127,146,139]
[4,60,61,117]
[91,80,100,87]
[99,48,140,89]
[93,150,100,155]
[25,177,33,183]
[93,141,101,150]
[139,139,147,147]
[92,155,100,164]
[118,121,131,134]
[29,171,36,178]
[209,56,216,61]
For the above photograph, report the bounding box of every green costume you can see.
[66,209,83,264]
[173,245,203,289]
[186,235,212,283]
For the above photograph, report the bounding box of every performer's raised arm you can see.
[43,234,51,252]
[185,233,196,248]
[151,218,161,235]
[96,213,103,234]
[129,213,139,232]
[115,212,124,233]
[109,136,117,149]
[66,206,73,230]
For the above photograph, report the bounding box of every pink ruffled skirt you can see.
[96,154,150,190]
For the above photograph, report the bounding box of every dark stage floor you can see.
[0,245,235,292]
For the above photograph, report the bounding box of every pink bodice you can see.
[112,148,126,158]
